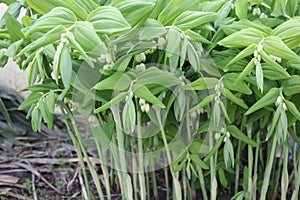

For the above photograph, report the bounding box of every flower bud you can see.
[158,37,167,47]
[260,13,268,19]
[226,131,230,138]
[282,103,287,111]
[276,96,282,106]
[254,50,258,57]
[139,98,146,106]
[215,132,221,140]
[223,137,228,143]
[139,53,146,62]
[144,103,150,113]
[258,44,263,51]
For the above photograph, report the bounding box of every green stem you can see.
[247,125,253,199]
[260,136,277,200]
[253,132,260,200]
[235,141,241,194]
[281,145,289,200]
[197,166,208,200]
[137,107,146,200]
[209,131,217,200]
[59,105,92,200]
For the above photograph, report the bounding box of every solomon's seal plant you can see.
[1,0,300,199]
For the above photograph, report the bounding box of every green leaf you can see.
[53,42,65,84]
[91,122,115,150]
[204,134,226,162]
[25,7,76,36]
[282,76,300,96]
[221,88,248,109]
[223,73,252,95]
[173,11,218,30]
[285,100,300,121]
[114,0,155,27]
[18,25,66,56]
[234,58,255,84]
[60,45,73,87]
[139,19,167,41]
[224,43,257,71]
[25,0,88,20]
[255,62,264,93]
[18,93,42,110]
[133,84,165,108]
[190,94,215,112]
[245,87,279,115]
[218,168,228,187]
[189,154,209,170]
[137,67,181,87]
[94,72,132,91]
[94,92,127,113]
[263,36,299,61]
[218,28,266,48]
[72,21,107,54]
[174,90,185,121]
[23,82,58,92]
[227,125,258,147]
[272,18,300,49]
[4,12,24,42]
[183,78,219,91]
[259,50,290,79]
[122,98,136,134]
[235,0,248,19]
[266,106,281,141]
[87,6,131,34]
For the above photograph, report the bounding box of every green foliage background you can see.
[1,0,300,199]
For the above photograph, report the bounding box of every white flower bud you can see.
[282,103,287,111]
[215,84,219,91]
[158,37,167,47]
[254,58,258,65]
[254,50,258,57]
[260,13,268,19]
[220,128,225,133]
[139,98,146,106]
[215,132,221,140]
[139,53,146,62]
[103,64,111,70]
[226,131,230,138]
[223,137,228,142]
[258,44,263,51]
[257,55,261,62]
[276,57,282,63]
[144,103,150,113]
[125,95,129,102]
[276,96,282,106]
[136,63,146,71]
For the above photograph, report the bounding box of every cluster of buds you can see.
[136,63,146,71]
[269,54,282,63]
[98,54,113,70]
[157,37,167,49]
[139,98,150,113]
[276,96,287,111]
[134,52,146,63]
[145,46,157,55]
[252,7,261,16]
[214,82,224,104]
[214,128,230,142]
[60,33,69,45]
[254,44,263,65]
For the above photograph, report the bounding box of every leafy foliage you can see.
[1,0,300,199]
